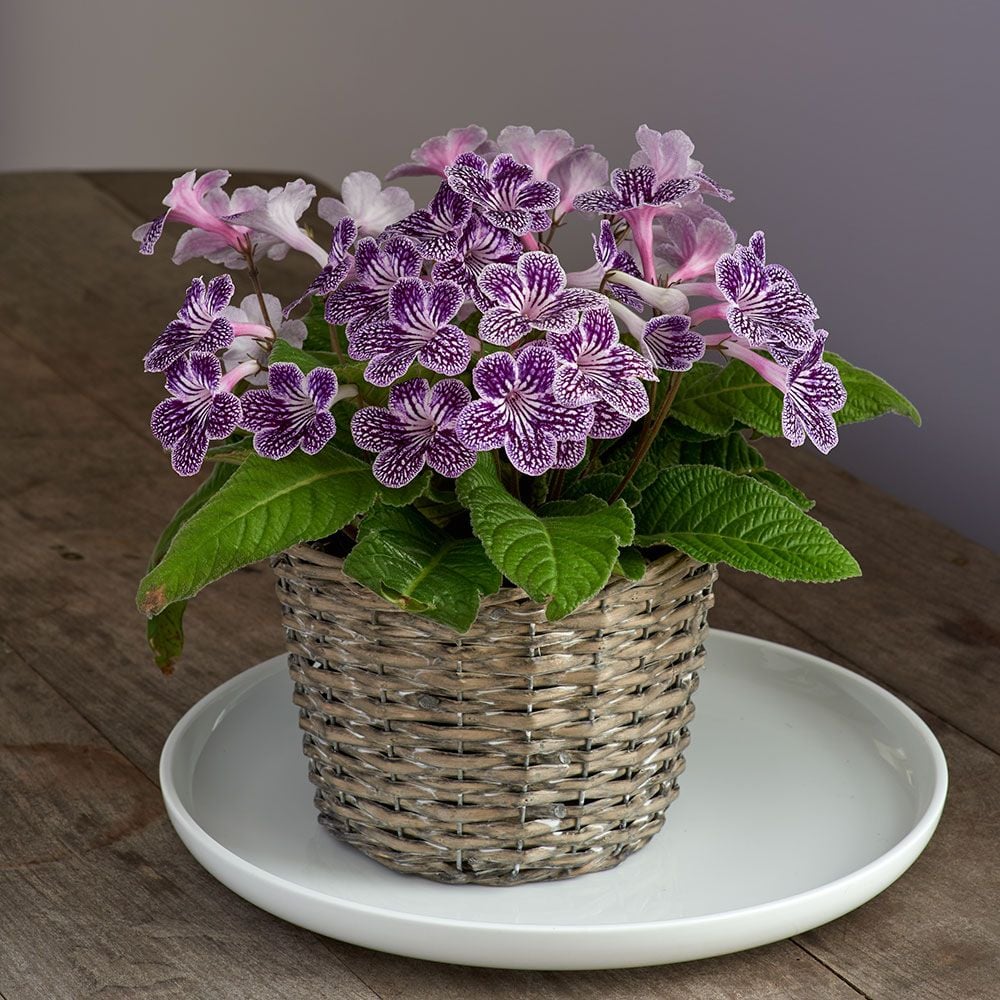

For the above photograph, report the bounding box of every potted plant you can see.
[135,125,919,885]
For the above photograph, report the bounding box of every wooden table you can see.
[1,171,998,1000]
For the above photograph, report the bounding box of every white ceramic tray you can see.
[160,631,947,970]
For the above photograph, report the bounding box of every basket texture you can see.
[271,543,717,886]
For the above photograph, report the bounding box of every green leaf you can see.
[827,352,921,427]
[614,546,646,581]
[302,297,341,351]
[457,456,634,619]
[633,464,859,582]
[750,469,815,511]
[378,470,431,506]
[137,445,378,616]
[145,463,238,671]
[677,433,766,474]
[343,504,500,631]
[269,337,341,374]
[668,362,739,435]
[562,474,643,506]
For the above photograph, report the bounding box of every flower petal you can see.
[373,443,427,488]
[457,399,508,451]
[478,307,531,347]
[505,430,557,476]
[418,324,472,375]
[352,407,403,452]
[426,430,477,478]
[472,351,518,399]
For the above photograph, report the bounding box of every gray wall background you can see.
[2,0,996,549]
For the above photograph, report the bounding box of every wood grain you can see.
[0,170,997,999]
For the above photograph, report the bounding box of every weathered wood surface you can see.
[1,171,998,999]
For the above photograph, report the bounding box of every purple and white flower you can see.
[715,231,818,352]
[639,315,706,372]
[566,220,644,310]
[240,362,339,459]
[385,125,493,181]
[144,274,236,372]
[390,183,473,261]
[457,344,594,476]
[432,218,522,304]
[150,353,246,476]
[284,217,358,317]
[351,378,476,487]
[325,234,422,333]
[133,170,245,259]
[224,179,327,267]
[654,199,735,284]
[476,251,600,346]
[573,165,699,282]
[348,277,471,386]
[224,293,306,385]
[318,172,414,238]
[548,307,657,419]
[590,400,634,440]
[630,125,733,202]
[446,153,559,236]
[723,331,845,453]
[495,126,576,181]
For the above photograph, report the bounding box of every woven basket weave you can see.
[271,543,717,886]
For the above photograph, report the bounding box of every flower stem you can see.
[241,239,277,338]
[521,232,540,252]
[607,371,683,503]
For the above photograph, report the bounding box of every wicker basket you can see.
[271,543,717,886]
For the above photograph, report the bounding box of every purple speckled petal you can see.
[650,176,699,205]
[151,397,193,449]
[578,305,618,350]
[477,263,525,308]
[517,180,560,212]
[596,377,651,420]
[514,343,557,395]
[384,235,423,278]
[590,401,633,439]
[267,362,306,400]
[505,431,557,477]
[478,307,531,347]
[305,366,339,410]
[365,349,420,387]
[134,211,169,255]
[471,351,518,400]
[166,422,210,477]
[427,280,465,326]
[240,388,288,432]
[428,378,472,425]
[611,166,655,208]
[748,230,766,262]
[300,410,336,454]
[446,156,492,202]
[533,399,595,441]
[518,251,565,306]
[418,324,472,375]
[426,430,477,478]
[642,315,706,371]
[204,392,241,438]
[552,437,587,469]
[388,378,431,422]
[491,154,534,201]
[572,188,624,214]
[351,406,402,452]
[714,252,744,302]
[593,219,618,267]
[373,442,428,488]
[389,277,431,333]
[457,399,509,451]
[164,352,220,397]
[552,365,600,405]
[484,207,534,235]
[203,273,236,314]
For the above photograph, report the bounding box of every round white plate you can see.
[160,630,947,970]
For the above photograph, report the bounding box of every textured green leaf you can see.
[668,362,739,435]
[633,464,859,582]
[343,504,500,630]
[827,352,921,426]
[614,546,646,581]
[562,474,643,507]
[677,433,766,474]
[145,463,238,671]
[302,297,341,351]
[457,456,635,619]
[137,445,378,615]
[750,469,815,511]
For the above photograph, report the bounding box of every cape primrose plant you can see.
[135,124,919,670]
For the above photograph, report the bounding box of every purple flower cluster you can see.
[138,124,847,483]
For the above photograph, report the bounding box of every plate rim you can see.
[160,629,948,940]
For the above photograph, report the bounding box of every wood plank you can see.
[0,642,379,1000]
[723,440,1000,752]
